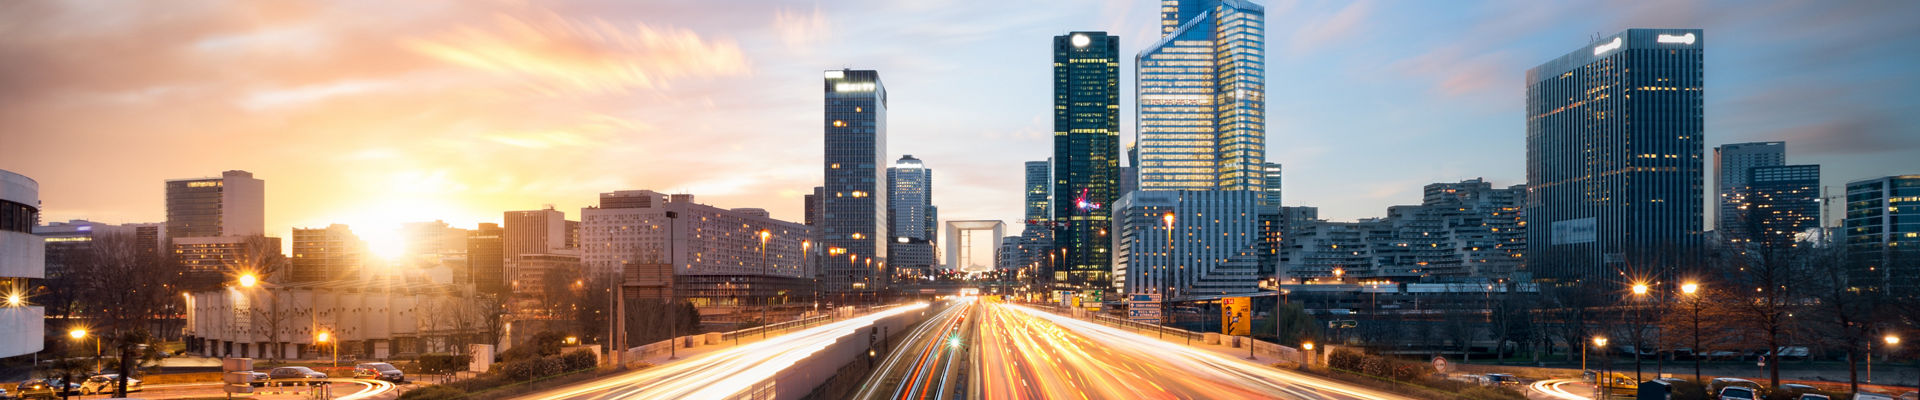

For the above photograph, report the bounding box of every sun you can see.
[357,224,407,261]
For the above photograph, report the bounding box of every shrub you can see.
[418,354,472,374]
[398,385,468,400]
[560,350,597,371]
[1328,349,1366,371]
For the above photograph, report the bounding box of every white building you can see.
[1112,190,1263,300]
[1,169,45,358]
[184,278,488,360]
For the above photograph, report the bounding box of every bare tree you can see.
[71,233,179,397]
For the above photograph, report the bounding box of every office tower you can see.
[289,224,364,282]
[887,155,934,240]
[1,169,44,358]
[1137,0,1266,191]
[127,223,164,260]
[579,190,814,307]
[1262,163,1283,206]
[1525,29,1705,283]
[1745,165,1820,248]
[1023,160,1051,235]
[173,235,280,279]
[401,220,469,257]
[468,223,505,295]
[165,170,265,239]
[823,69,889,297]
[34,220,134,278]
[504,208,573,293]
[805,186,824,227]
[1052,31,1121,295]
[1715,142,1787,242]
[1844,174,1919,296]
[1113,190,1262,298]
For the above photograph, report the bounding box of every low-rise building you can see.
[184,278,488,360]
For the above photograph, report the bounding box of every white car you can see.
[79,374,142,395]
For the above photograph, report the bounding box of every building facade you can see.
[1262,163,1283,206]
[34,220,137,278]
[290,224,364,283]
[1843,175,1920,296]
[887,156,937,272]
[1,169,45,358]
[1745,165,1820,248]
[165,170,265,239]
[1112,190,1263,299]
[1052,32,1121,295]
[1277,180,1525,283]
[1525,29,1706,284]
[184,279,487,360]
[467,223,505,296]
[822,69,890,298]
[1136,0,1266,191]
[1715,142,1787,242]
[579,190,814,308]
[1024,160,1051,235]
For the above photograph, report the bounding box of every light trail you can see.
[982,302,1412,400]
[519,302,931,400]
[1531,378,1592,400]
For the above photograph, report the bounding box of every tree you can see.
[67,233,180,397]
[1714,217,1810,389]
[1487,291,1537,363]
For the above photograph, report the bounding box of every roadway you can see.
[973,301,1411,400]
[515,302,932,400]
[850,297,977,400]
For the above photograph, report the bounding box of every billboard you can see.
[1221,296,1251,335]
[1551,217,1597,245]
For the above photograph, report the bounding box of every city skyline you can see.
[3,0,1918,249]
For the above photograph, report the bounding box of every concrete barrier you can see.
[766,306,928,400]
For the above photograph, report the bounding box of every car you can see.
[79,374,143,394]
[1718,386,1759,400]
[267,367,328,380]
[1797,394,1832,400]
[13,379,77,399]
[1709,377,1765,399]
[1483,373,1522,386]
[248,371,271,386]
[354,363,405,383]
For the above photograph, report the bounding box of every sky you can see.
[3,0,1918,250]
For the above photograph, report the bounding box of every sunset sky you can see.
[3,0,1917,248]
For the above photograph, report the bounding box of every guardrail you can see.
[1029,302,1306,364]
[621,313,841,363]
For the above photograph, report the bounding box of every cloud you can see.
[772,5,831,48]
[1287,1,1374,55]
[402,11,749,96]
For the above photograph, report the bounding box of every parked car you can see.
[1718,386,1759,400]
[1796,394,1832,400]
[1709,377,1765,399]
[1853,393,1897,400]
[354,363,404,383]
[13,379,77,399]
[79,374,143,394]
[1483,373,1522,386]
[267,367,328,380]
[248,371,270,386]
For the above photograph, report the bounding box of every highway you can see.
[850,297,976,400]
[974,301,1410,400]
[517,302,931,400]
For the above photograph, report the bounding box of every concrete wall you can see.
[769,308,925,400]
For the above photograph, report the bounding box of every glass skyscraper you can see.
[1137,0,1266,191]
[1746,164,1820,248]
[1024,160,1051,235]
[823,69,888,297]
[1052,32,1119,294]
[1843,175,1920,296]
[1525,29,1705,284]
[1714,141,1786,243]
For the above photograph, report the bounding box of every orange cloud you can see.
[403,11,749,96]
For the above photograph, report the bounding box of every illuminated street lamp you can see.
[1593,336,1611,398]
[1161,212,1175,338]
[1628,282,1649,382]
[1680,281,1704,382]
[759,229,771,339]
[238,273,257,288]
[316,331,337,368]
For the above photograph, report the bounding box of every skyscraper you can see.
[805,186,824,228]
[1525,29,1706,284]
[1023,160,1051,235]
[1844,175,1920,296]
[1261,163,1283,206]
[165,170,265,239]
[1052,32,1120,294]
[887,155,934,241]
[823,69,889,297]
[1715,142,1786,242]
[1137,0,1266,191]
[1745,165,1820,248]
[468,223,505,295]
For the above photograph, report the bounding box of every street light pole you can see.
[1682,282,1702,383]
[1631,283,1648,383]
[1161,212,1175,339]
[759,230,771,339]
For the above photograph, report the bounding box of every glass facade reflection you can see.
[1137,0,1265,192]
[1052,32,1119,294]
[823,69,889,297]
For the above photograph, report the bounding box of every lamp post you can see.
[1631,282,1648,382]
[1161,212,1175,339]
[1872,333,1900,384]
[1594,336,1610,398]
[316,331,337,369]
[759,229,771,339]
[1681,282,1702,383]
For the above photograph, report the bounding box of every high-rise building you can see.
[504,208,574,288]
[1715,142,1787,241]
[289,224,364,282]
[805,186,824,227]
[1843,174,1919,296]
[1525,29,1705,284]
[1113,190,1262,298]
[1,169,45,358]
[1137,0,1266,191]
[1023,160,1051,235]
[823,69,889,298]
[165,170,265,239]
[579,190,814,307]
[1052,31,1121,295]
[1744,165,1820,248]
[34,220,136,278]
[1262,163,1283,206]
[468,223,505,295]
[887,155,935,241]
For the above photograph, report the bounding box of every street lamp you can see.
[316,331,336,369]
[238,273,257,288]
[1161,212,1175,339]
[1594,337,1611,398]
[759,229,772,339]
[1629,282,1649,382]
[1680,282,1703,383]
